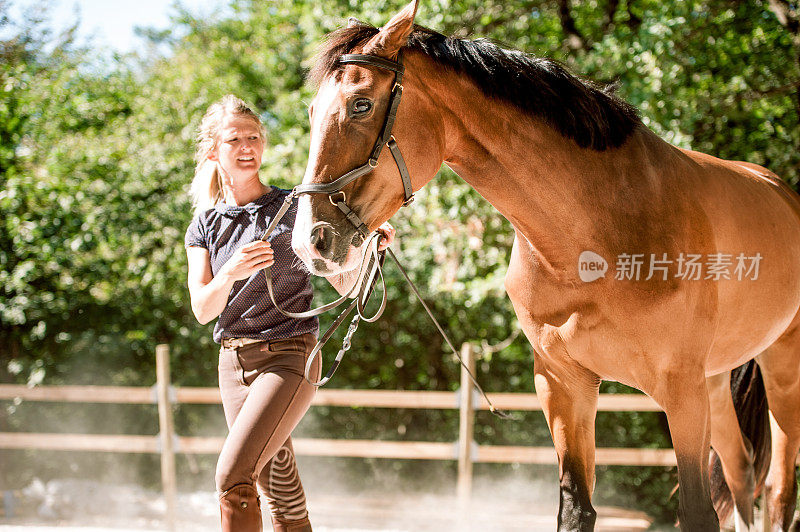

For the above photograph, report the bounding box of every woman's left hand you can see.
[375,222,396,251]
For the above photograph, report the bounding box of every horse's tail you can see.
[709,359,771,523]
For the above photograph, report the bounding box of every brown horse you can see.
[290,2,800,530]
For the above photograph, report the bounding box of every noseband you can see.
[292,52,415,245]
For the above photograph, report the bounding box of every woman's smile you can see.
[212,116,265,178]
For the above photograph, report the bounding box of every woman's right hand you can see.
[218,240,274,282]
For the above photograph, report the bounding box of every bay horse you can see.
[290,2,800,530]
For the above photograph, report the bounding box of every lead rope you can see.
[305,244,509,418]
[384,248,511,419]
[303,234,386,387]
[256,191,508,418]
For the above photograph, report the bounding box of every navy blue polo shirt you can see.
[185,187,318,344]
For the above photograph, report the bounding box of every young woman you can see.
[185,95,394,531]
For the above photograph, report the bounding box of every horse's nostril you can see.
[310,223,334,254]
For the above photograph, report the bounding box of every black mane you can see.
[310,23,641,151]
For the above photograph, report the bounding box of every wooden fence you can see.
[0,343,677,529]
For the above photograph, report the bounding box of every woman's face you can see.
[209,115,265,183]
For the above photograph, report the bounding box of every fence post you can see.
[457,343,476,510]
[156,344,177,532]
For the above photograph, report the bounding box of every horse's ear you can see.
[362,0,419,58]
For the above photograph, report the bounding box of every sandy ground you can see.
[0,478,656,531]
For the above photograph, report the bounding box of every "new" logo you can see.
[578,251,608,283]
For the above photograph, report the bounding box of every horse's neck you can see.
[434,77,619,278]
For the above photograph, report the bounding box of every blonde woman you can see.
[185,95,394,531]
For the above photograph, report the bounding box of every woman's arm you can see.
[186,240,274,324]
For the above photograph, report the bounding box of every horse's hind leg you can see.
[533,351,601,532]
[707,371,756,531]
[757,326,800,531]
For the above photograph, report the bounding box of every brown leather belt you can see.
[221,337,264,349]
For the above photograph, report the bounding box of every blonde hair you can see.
[190,95,267,215]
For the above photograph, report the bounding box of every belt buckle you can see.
[225,338,245,349]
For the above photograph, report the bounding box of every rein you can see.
[238,52,509,418]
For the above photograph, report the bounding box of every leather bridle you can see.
[292,52,415,245]
[251,52,415,320]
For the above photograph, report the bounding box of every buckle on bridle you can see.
[329,191,346,205]
[402,195,415,207]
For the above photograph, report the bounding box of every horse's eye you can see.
[349,98,373,117]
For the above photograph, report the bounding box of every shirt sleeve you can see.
[184,214,207,249]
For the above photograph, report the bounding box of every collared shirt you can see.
[185,187,318,343]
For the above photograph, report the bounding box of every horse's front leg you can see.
[653,369,721,531]
[534,351,601,532]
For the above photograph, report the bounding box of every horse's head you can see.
[292,0,442,276]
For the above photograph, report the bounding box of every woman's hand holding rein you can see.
[217,240,275,282]
[376,222,395,251]
[186,240,274,324]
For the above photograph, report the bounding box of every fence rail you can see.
[0,386,669,463]
[0,384,663,410]
[0,343,677,529]
[0,347,671,466]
